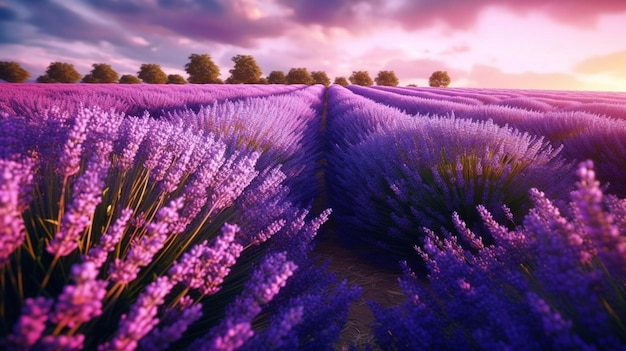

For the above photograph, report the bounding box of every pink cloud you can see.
[574,50,626,77]
[392,0,626,31]
[383,58,459,80]
[464,64,587,90]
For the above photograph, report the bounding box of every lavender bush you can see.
[0,83,302,119]
[371,161,626,350]
[166,85,326,205]
[327,86,572,263]
[348,85,626,196]
[0,92,357,350]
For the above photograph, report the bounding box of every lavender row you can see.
[352,85,626,118]
[0,83,303,119]
[371,160,626,350]
[325,85,572,263]
[349,85,626,196]
[329,86,625,349]
[166,85,327,206]
[401,85,626,105]
[1,87,358,350]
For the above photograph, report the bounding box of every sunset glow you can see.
[1,0,625,91]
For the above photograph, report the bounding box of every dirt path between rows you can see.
[312,232,405,350]
[309,89,406,350]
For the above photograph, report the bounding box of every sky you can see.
[1,0,625,91]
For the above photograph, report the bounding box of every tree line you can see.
[0,54,451,87]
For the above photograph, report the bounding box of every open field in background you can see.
[1,83,625,350]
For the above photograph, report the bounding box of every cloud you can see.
[83,0,292,47]
[464,64,587,90]
[0,3,18,21]
[573,50,626,77]
[5,0,292,50]
[391,0,626,31]
[5,0,122,44]
[440,45,471,56]
[276,0,383,28]
[383,58,456,80]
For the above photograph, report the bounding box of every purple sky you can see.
[1,0,625,90]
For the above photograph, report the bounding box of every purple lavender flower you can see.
[99,276,175,351]
[50,261,108,328]
[174,138,227,230]
[47,162,105,257]
[243,252,298,307]
[244,305,303,350]
[38,334,86,351]
[109,198,183,284]
[168,223,243,295]
[571,160,625,274]
[83,208,133,269]
[201,322,254,351]
[6,297,53,349]
[138,120,174,177]
[190,252,297,350]
[114,116,151,171]
[207,150,260,214]
[57,108,90,177]
[0,158,33,263]
[80,106,123,168]
[138,295,203,351]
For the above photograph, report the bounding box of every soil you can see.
[310,91,406,350]
[312,230,406,350]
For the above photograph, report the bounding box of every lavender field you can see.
[1,83,625,350]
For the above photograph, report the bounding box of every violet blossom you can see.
[168,223,244,295]
[109,198,183,284]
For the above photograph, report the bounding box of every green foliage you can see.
[349,71,373,86]
[375,70,399,86]
[333,77,349,87]
[82,63,119,83]
[311,71,331,87]
[0,61,31,83]
[184,53,221,84]
[267,70,287,84]
[286,67,314,85]
[167,74,187,84]
[226,55,262,84]
[37,62,82,83]
[119,74,141,84]
[407,84,417,87]
[36,75,55,83]
[429,70,451,87]
[137,63,168,84]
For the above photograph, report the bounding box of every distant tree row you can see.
[0,56,451,87]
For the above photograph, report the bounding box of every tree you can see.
[407,84,417,87]
[375,70,399,86]
[429,70,451,87]
[286,67,314,85]
[37,62,82,83]
[167,74,187,84]
[0,61,31,83]
[36,75,55,83]
[184,53,221,84]
[333,77,349,87]
[226,55,262,84]
[137,63,167,84]
[82,63,119,83]
[311,71,331,86]
[349,71,373,86]
[267,70,287,84]
[119,74,141,84]
[258,77,268,84]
